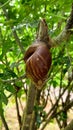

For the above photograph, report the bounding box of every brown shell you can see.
[24,43,52,88]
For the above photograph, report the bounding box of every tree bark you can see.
[21,83,37,130]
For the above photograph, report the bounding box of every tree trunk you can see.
[21,83,37,130]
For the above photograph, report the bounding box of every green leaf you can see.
[5,84,16,93]
[0,92,8,105]
[52,80,58,88]
[5,69,17,78]
[2,39,12,56]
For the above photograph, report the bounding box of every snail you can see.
[24,41,52,89]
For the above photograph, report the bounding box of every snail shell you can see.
[24,42,52,89]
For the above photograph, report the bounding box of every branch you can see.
[15,94,21,129]
[0,3,24,54]
[51,4,73,47]
[40,99,73,130]
[61,120,73,130]
[12,30,24,54]
[0,0,11,9]
[66,4,73,30]
[1,74,26,84]
[40,81,71,130]
[1,113,9,130]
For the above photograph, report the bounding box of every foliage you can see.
[0,0,73,130]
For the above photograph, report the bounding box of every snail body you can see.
[24,42,52,89]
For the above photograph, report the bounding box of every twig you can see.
[15,94,21,130]
[0,3,24,54]
[0,113,9,130]
[12,30,24,54]
[41,99,73,130]
[40,81,71,129]
[51,4,73,47]
[0,0,11,9]
[1,74,26,83]
[18,98,24,112]
[61,120,73,130]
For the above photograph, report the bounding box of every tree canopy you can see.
[0,0,73,130]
